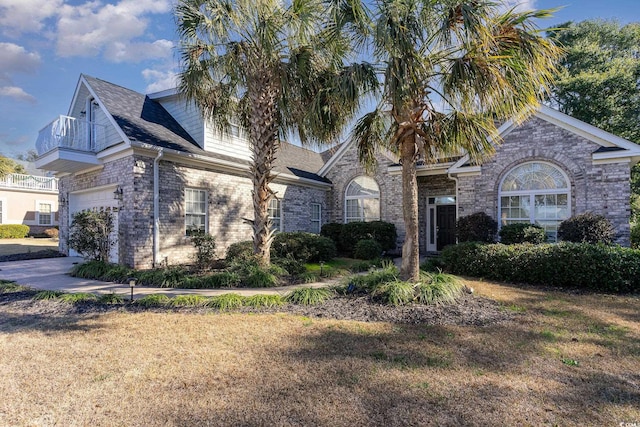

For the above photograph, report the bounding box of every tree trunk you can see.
[248,77,280,267]
[399,137,420,282]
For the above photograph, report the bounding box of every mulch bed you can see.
[0,289,513,325]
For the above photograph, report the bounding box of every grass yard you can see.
[0,279,638,426]
[0,238,58,256]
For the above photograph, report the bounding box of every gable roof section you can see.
[318,139,400,177]
[449,104,640,174]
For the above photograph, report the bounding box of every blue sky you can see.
[0,0,638,158]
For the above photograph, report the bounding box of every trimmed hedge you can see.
[499,223,546,244]
[353,239,383,260]
[0,224,30,238]
[558,212,614,244]
[271,232,336,262]
[440,242,640,293]
[457,212,497,243]
[322,221,397,255]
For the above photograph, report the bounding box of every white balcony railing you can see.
[36,115,108,156]
[0,173,58,192]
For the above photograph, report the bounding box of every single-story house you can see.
[35,74,640,267]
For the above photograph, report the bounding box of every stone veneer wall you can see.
[60,154,331,269]
[324,144,404,251]
[456,117,632,245]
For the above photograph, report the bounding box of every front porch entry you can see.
[426,196,456,252]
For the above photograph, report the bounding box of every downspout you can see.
[153,148,164,267]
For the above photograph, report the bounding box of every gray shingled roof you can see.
[84,75,330,184]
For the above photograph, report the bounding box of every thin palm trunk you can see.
[248,76,280,266]
[399,136,420,281]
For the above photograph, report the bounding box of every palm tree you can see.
[176,0,375,266]
[343,0,561,281]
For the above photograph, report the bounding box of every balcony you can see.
[35,115,107,173]
[0,173,58,192]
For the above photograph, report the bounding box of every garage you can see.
[69,185,119,263]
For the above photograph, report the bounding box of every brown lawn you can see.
[0,238,58,256]
[0,279,638,426]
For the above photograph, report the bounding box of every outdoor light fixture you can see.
[319,261,325,276]
[60,195,68,207]
[113,186,123,201]
[128,277,137,302]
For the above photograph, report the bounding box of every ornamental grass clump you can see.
[208,293,245,311]
[33,290,64,300]
[371,280,415,306]
[97,293,124,304]
[244,294,284,308]
[58,293,98,304]
[135,294,171,307]
[285,287,333,306]
[169,295,210,307]
[415,272,464,305]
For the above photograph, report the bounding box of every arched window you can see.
[499,162,570,242]
[345,176,380,223]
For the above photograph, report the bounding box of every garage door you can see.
[69,186,119,263]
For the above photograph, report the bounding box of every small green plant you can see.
[190,231,217,270]
[70,260,113,279]
[208,293,245,310]
[102,264,134,282]
[59,293,98,303]
[170,295,210,307]
[33,290,64,300]
[561,357,579,366]
[236,263,280,288]
[135,294,171,307]
[244,294,284,308]
[199,271,241,288]
[97,293,124,304]
[371,280,415,306]
[345,261,398,292]
[285,287,333,305]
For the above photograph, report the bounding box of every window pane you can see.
[268,199,281,231]
[185,189,207,235]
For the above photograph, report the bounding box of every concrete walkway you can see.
[0,257,339,299]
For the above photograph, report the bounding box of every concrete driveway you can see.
[0,257,334,298]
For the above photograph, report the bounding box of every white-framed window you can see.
[311,203,321,234]
[37,201,53,226]
[230,123,241,138]
[185,188,207,236]
[345,176,380,223]
[268,198,282,232]
[498,162,570,242]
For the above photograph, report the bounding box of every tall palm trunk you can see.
[248,75,280,266]
[399,135,420,281]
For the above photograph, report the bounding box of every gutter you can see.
[153,148,164,267]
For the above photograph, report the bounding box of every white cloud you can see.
[105,39,174,63]
[0,0,63,35]
[0,86,37,104]
[56,0,173,61]
[0,43,41,76]
[143,67,179,93]
[501,1,537,12]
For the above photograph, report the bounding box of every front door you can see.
[436,205,456,250]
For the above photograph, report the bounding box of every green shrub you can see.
[190,231,217,270]
[59,293,98,303]
[440,242,640,293]
[558,212,614,244]
[353,239,383,260]
[285,287,333,305]
[97,293,124,304]
[198,271,240,288]
[271,232,336,262]
[420,257,445,272]
[33,290,64,300]
[415,272,464,305]
[339,221,397,255]
[499,223,546,244]
[631,222,640,249]
[243,266,279,287]
[102,264,134,283]
[208,293,245,310]
[320,223,344,249]
[68,210,114,262]
[0,224,30,238]
[244,294,285,308]
[225,241,254,262]
[273,256,306,276]
[457,212,497,243]
[135,294,171,307]
[371,280,415,306]
[70,260,112,279]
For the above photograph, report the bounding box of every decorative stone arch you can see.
[497,160,572,241]
[344,175,381,223]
